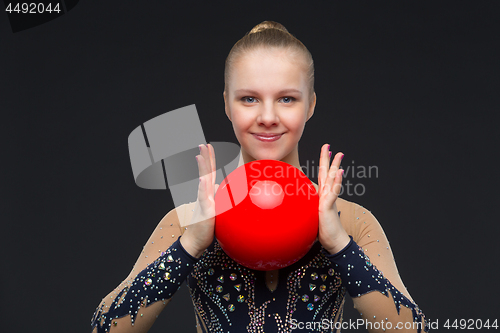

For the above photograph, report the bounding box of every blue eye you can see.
[281,97,296,103]
[242,97,256,103]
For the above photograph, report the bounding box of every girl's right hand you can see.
[180,143,219,258]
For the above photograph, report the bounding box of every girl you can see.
[92,21,428,333]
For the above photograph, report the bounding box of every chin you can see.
[248,150,286,162]
[241,143,292,162]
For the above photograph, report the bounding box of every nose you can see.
[257,103,279,127]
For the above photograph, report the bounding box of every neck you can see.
[234,146,319,191]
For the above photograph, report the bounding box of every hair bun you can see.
[249,21,289,34]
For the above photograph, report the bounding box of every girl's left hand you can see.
[317,144,351,255]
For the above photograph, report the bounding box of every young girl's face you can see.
[224,47,315,162]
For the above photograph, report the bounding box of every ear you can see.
[223,91,232,121]
[306,92,316,121]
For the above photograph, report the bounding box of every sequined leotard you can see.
[187,235,346,332]
[91,197,428,332]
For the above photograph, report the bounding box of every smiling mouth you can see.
[252,133,283,142]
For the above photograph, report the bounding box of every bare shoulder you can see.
[336,197,374,216]
[336,197,378,239]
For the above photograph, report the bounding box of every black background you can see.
[1,1,499,332]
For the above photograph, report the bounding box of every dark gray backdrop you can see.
[1,1,499,332]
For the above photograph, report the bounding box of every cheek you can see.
[231,110,252,131]
[281,112,308,132]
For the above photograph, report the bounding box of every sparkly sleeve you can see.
[90,205,194,333]
[325,203,429,333]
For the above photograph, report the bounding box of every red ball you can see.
[215,160,319,271]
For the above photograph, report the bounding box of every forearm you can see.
[352,293,424,333]
[324,236,428,333]
[91,300,168,333]
[91,236,199,333]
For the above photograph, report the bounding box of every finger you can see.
[324,152,343,195]
[333,169,344,197]
[208,143,216,175]
[195,155,206,194]
[318,143,330,193]
[197,152,212,209]
[332,153,344,195]
[207,143,216,197]
[322,168,344,207]
[194,157,208,221]
[198,144,208,177]
[204,144,214,198]
[196,149,208,180]
[330,152,344,174]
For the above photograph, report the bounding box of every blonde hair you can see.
[224,21,315,101]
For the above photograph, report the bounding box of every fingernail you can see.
[341,154,344,160]
[199,145,203,153]
[195,156,198,162]
[341,169,345,176]
[327,144,330,150]
[329,151,332,158]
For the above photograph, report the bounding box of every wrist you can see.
[324,232,352,255]
[179,234,204,259]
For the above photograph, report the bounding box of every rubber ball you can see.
[214,160,319,271]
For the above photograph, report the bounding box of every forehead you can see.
[230,47,308,91]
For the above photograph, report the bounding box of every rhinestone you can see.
[309,283,316,291]
[216,285,223,293]
[223,293,230,301]
[234,284,241,292]
[228,304,235,312]
[208,268,214,276]
[164,272,171,280]
[237,295,245,303]
[307,303,314,311]
[158,263,165,270]
[311,272,318,280]
[166,255,174,262]
[217,275,224,283]
[229,273,237,281]
[320,274,327,281]
[144,278,152,286]
[301,294,309,302]
[320,285,326,292]
[328,268,335,276]
[314,295,321,302]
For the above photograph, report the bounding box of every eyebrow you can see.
[234,89,303,96]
